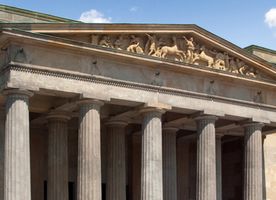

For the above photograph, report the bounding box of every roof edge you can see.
[0,4,80,23]
[245,45,276,55]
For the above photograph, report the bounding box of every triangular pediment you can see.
[85,29,276,82]
[1,24,276,83]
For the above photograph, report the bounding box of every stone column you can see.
[163,127,178,200]
[141,108,164,200]
[47,112,70,200]
[106,121,128,200]
[77,100,103,200]
[0,108,5,200]
[216,134,223,200]
[243,123,263,200]
[195,115,217,200]
[4,89,33,200]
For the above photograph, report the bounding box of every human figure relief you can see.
[159,36,186,61]
[145,34,158,56]
[114,35,124,50]
[127,35,144,54]
[183,36,195,63]
[99,35,113,48]
[228,58,239,74]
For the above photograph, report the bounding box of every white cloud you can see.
[130,6,138,12]
[265,8,276,28]
[79,9,111,23]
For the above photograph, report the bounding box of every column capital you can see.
[77,99,104,107]
[46,111,71,122]
[243,122,264,130]
[140,102,171,115]
[163,126,179,133]
[216,133,224,139]
[194,115,218,122]
[3,88,33,97]
[105,120,128,127]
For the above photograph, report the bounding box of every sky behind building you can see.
[1,0,276,50]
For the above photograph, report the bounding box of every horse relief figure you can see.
[159,36,186,61]
[127,35,144,54]
[210,49,228,70]
[193,46,214,67]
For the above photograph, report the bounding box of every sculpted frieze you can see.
[92,34,262,79]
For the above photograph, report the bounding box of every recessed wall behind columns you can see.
[263,133,276,200]
[222,138,243,200]
[30,128,47,200]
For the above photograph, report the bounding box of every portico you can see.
[0,23,276,200]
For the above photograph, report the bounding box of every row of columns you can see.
[0,89,265,200]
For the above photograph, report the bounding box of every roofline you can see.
[1,27,276,82]
[0,23,275,71]
[0,4,80,23]
[245,45,276,55]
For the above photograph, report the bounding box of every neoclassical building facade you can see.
[1,5,276,200]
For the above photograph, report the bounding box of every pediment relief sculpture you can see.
[92,33,265,79]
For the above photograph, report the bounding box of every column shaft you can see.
[106,122,127,200]
[196,116,217,200]
[163,128,178,200]
[47,114,70,200]
[216,135,223,200]
[77,101,103,200]
[4,90,32,200]
[141,110,163,200]
[0,109,5,200]
[244,123,263,200]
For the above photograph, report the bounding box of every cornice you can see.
[5,64,276,111]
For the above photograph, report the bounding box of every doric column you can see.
[47,112,70,200]
[4,89,33,200]
[77,100,103,200]
[0,108,5,200]
[195,115,217,200]
[243,123,263,200]
[216,134,223,200]
[141,108,165,200]
[106,120,128,200]
[163,127,178,200]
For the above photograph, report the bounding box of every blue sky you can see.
[1,0,276,50]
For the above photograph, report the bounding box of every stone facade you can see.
[0,5,276,200]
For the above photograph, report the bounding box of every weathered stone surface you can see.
[106,121,127,200]
[4,89,33,200]
[163,127,178,200]
[0,108,4,200]
[47,112,70,200]
[141,109,164,200]
[244,123,263,200]
[77,100,103,200]
[263,134,276,200]
[216,134,223,200]
[195,115,217,200]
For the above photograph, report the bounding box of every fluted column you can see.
[106,121,128,200]
[0,108,5,200]
[163,127,178,200]
[195,115,217,200]
[216,134,223,200]
[243,123,263,200]
[47,112,70,200]
[77,100,103,200]
[141,108,165,200]
[4,89,33,200]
